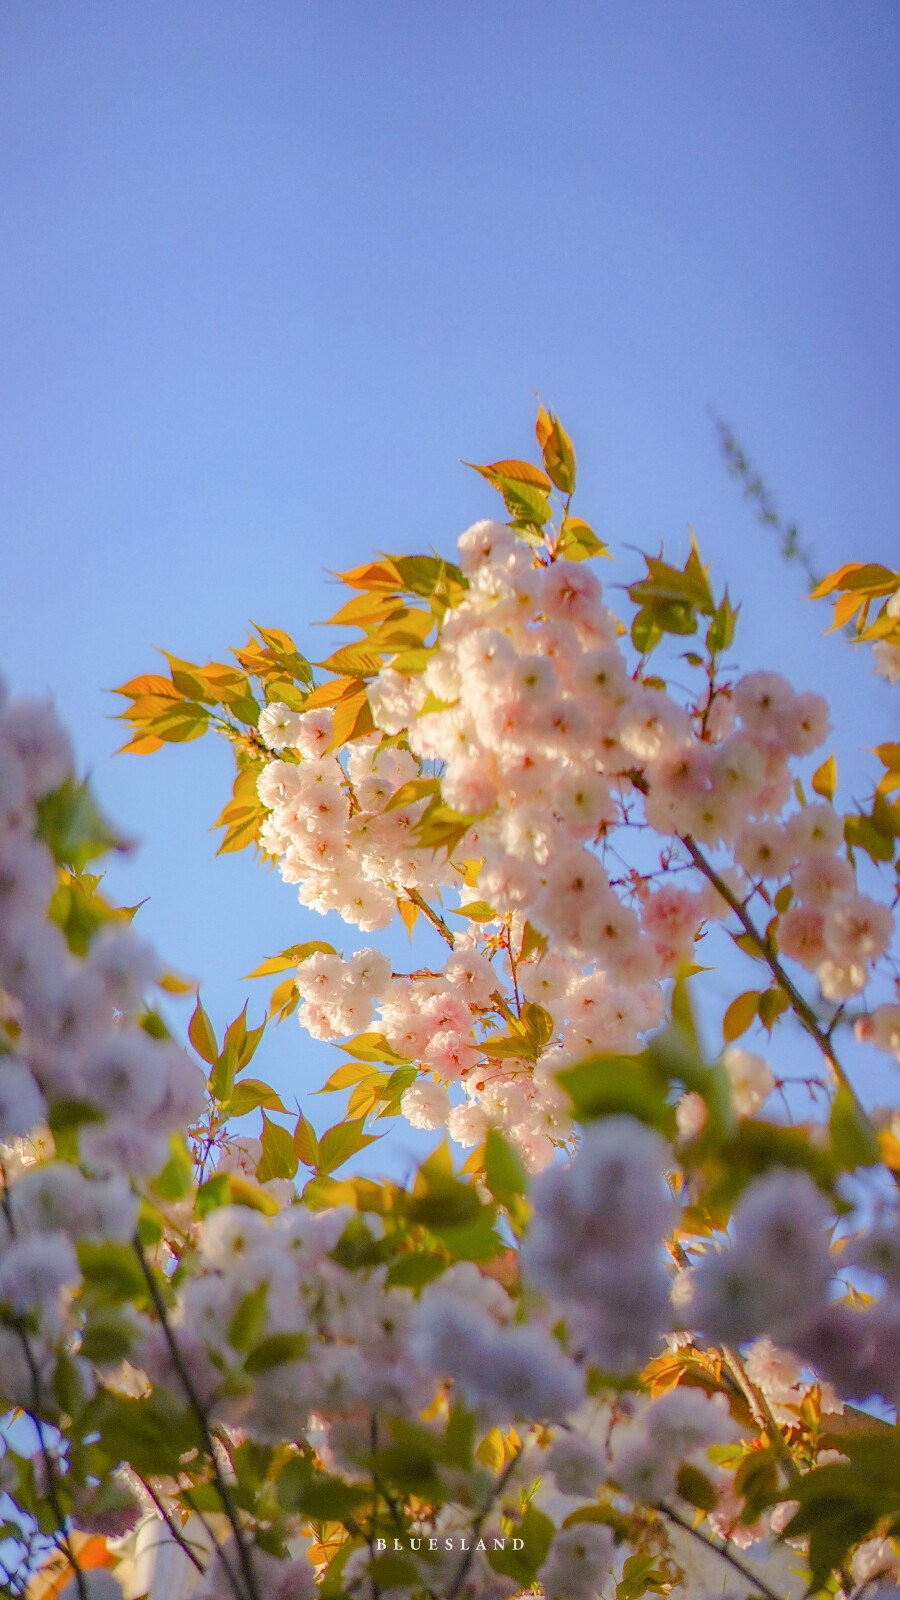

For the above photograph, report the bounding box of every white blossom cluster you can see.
[0,677,205,1410]
[681,1166,900,1412]
[252,517,898,1173]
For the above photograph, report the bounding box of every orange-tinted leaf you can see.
[331,689,374,747]
[336,559,403,593]
[473,459,552,491]
[268,976,300,1022]
[811,754,837,801]
[535,404,554,449]
[319,643,386,677]
[722,990,760,1044]
[327,592,407,629]
[812,562,897,598]
[216,814,261,854]
[159,971,194,994]
[827,591,865,632]
[245,939,336,979]
[117,731,165,755]
[303,676,358,710]
[114,674,183,700]
[810,562,870,598]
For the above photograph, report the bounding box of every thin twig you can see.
[403,887,455,948]
[657,1499,788,1600]
[0,1178,89,1600]
[134,1474,206,1574]
[681,833,900,1193]
[446,1439,525,1600]
[722,1345,799,1487]
[711,413,821,594]
[132,1232,261,1600]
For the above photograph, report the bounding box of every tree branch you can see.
[657,1499,789,1600]
[446,1439,524,1600]
[132,1233,261,1600]
[681,833,900,1192]
[134,1475,206,1574]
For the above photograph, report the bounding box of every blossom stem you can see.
[132,1233,261,1600]
[656,1500,789,1600]
[0,1178,89,1600]
[445,1439,524,1600]
[722,1344,800,1486]
[403,887,455,948]
[681,833,900,1191]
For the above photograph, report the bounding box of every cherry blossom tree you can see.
[5,409,900,1600]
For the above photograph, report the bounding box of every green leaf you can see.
[406,1184,484,1229]
[386,1253,447,1290]
[382,776,441,812]
[488,1506,554,1587]
[479,1032,535,1062]
[318,1061,384,1093]
[80,1310,136,1364]
[484,1128,528,1209]
[783,1457,895,1590]
[706,590,739,655]
[224,1078,287,1118]
[629,604,662,654]
[335,1032,410,1065]
[392,553,466,600]
[91,1390,205,1480]
[77,1241,146,1305]
[447,900,497,923]
[617,1552,669,1600]
[53,1348,88,1420]
[676,1462,719,1512]
[758,986,789,1033]
[541,415,577,494]
[209,1004,256,1101]
[298,1473,373,1521]
[317,1118,379,1176]
[558,1053,675,1132]
[845,810,895,864]
[830,1084,881,1169]
[414,800,477,855]
[150,1135,194,1201]
[228,1282,269,1351]
[148,702,210,743]
[434,1211,506,1261]
[47,1097,104,1133]
[258,1113,299,1182]
[557,517,607,561]
[36,777,128,871]
[196,1173,231,1217]
[275,1451,314,1511]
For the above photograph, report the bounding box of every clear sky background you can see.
[1,3,899,1162]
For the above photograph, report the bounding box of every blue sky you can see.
[1,4,899,1156]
